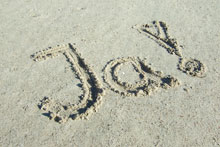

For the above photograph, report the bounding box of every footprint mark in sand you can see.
[31,43,105,123]
[103,57,180,97]
[134,21,206,78]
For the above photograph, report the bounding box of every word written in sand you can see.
[31,21,206,123]
[32,44,180,123]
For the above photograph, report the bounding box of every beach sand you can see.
[0,0,220,146]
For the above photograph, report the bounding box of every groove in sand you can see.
[32,43,105,123]
[134,21,207,78]
[103,57,180,97]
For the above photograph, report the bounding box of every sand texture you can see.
[0,0,220,146]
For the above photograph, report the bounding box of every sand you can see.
[0,0,220,146]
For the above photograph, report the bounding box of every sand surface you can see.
[0,0,220,146]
